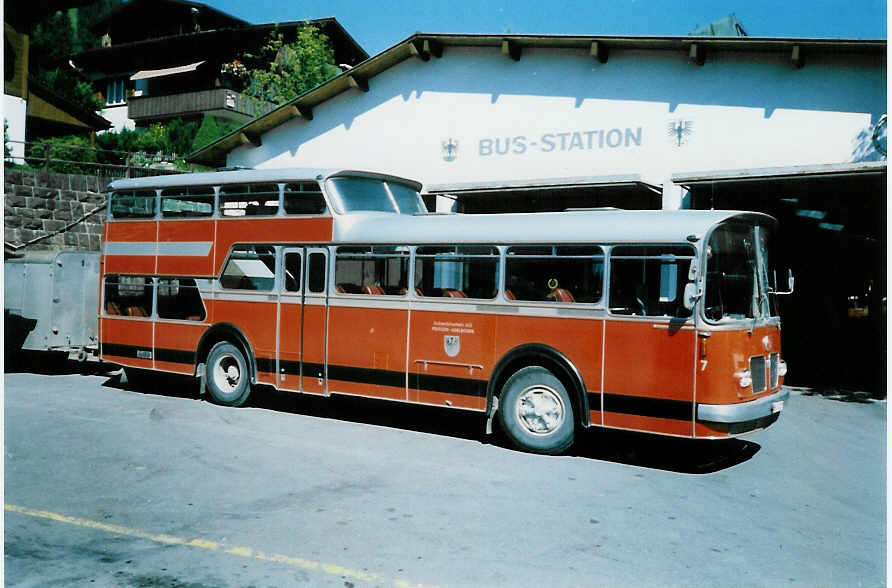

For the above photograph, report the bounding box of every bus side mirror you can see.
[683,282,700,311]
[772,269,795,296]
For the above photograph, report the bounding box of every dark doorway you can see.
[685,168,886,397]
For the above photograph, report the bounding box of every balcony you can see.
[127,88,275,124]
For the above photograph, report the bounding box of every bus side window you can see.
[104,274,153,317]
[220,245,276,290]
[415,246,498,299]
[157,278,206,321]
[220,184,280,217]
[283,183,327,215]
[609,245,694,317]
[505,245,603,303]
[160,186,214,218]
[334,246,408,295]
[110,190,156,219]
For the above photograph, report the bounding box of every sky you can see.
[206,0,887,56]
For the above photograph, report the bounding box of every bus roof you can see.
[105,168,423,192]
[331,209,777,245]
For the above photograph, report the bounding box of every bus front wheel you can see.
[205,341,252,407]
[498,366,575,454]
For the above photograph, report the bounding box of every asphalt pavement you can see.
[3,362,887,587]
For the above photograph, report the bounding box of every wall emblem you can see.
[444,335,460,357]
[442,138,459,162]
[667,120,694,146]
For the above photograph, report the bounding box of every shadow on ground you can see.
[96,369,760,474]
[4,351,119,376]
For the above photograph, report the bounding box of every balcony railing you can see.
[128,88,275,122]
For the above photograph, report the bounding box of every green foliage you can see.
[241,24,339,105]
[28,2,124,113]
[5,120,12,162]
[37,68,104,112]
[192,114,221,152]
[191,114,239,152]
[27,135,98,175]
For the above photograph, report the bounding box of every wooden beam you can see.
[423,39,443,58]
[347,74,369,92]
[501,39,521,61]
[238,132,261,147]
[590,41,608,64]
[290,104,313,120]
[409,39,430,61]
[688,43,705,66]
[791,44,805,69]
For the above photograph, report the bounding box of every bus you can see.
[100,168,790,454]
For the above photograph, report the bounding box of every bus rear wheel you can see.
[498,366,575,455]
[205,341,251,407]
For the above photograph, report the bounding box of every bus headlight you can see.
[777,360,787,377]
[736,369,752,388]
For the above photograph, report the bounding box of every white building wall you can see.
[228,45,885,204]
[100,104,135,133]
[4,94,27,162]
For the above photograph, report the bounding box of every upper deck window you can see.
[283,182,327,215]
[219,184,280,217]
[160,186,214,218]
[110,190,156,219]
[325,176,425,214]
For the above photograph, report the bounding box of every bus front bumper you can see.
[697,388,790,424]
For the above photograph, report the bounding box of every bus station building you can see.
[190,33,887,395]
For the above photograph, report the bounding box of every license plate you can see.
[771,400,784,414]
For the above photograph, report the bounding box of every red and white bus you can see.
[100,168,790,454]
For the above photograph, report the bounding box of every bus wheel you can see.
[498,366,575,455]
[205,342,251,407]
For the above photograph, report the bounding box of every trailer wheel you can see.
[498,366,575,455]
[205,341,251,407]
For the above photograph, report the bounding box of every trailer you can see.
[5,251,100,360]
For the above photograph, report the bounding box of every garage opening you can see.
[677,163,886,397]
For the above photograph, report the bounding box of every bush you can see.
[27,135,98,174]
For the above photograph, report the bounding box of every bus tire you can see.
[497,366,575,455]
[205,341,251,407]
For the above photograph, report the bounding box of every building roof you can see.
[88,0,249,42]
[27,75,112,134]
[72,17,368,76]
[186,32,887,168]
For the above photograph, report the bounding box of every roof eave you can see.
[186,32,887,167]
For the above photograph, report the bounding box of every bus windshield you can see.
[326,177,426,214]
[703,222,777,322]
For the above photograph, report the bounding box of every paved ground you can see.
[3,360,887,587]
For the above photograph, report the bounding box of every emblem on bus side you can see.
[444,335,460,357]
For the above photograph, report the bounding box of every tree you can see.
[191,114,240,152]
[240,24,340,105]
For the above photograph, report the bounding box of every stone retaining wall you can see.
[4,169,114,252]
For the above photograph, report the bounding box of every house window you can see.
[105,79,126,105]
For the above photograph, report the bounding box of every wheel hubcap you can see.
[213,354,241,394]
[516,385,565,435]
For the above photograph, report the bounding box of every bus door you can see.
[603,246,698,436]
[277,248,304,392]
[301,248,329,395]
